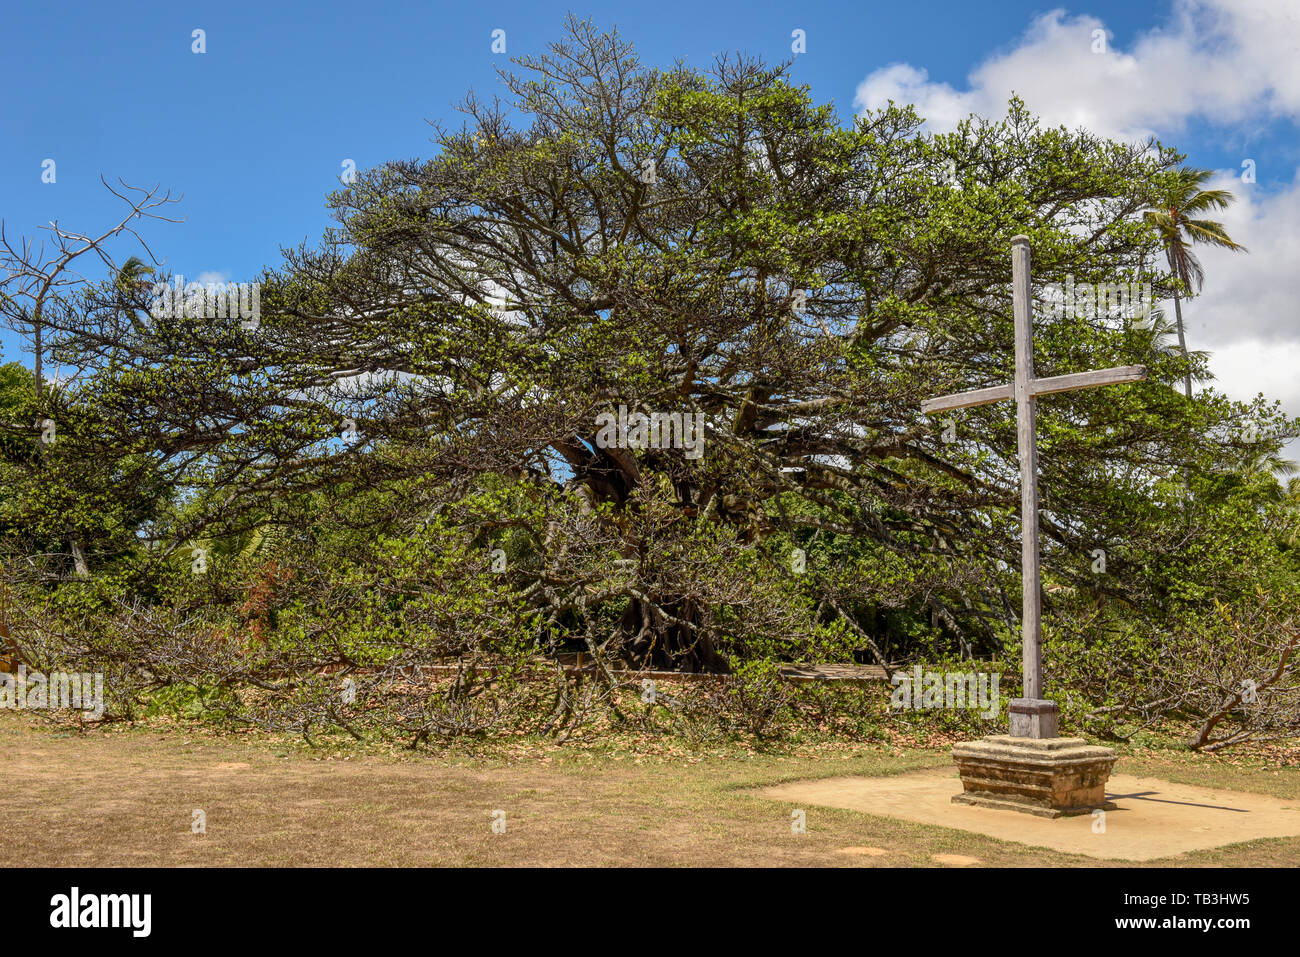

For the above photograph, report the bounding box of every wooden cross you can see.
[921,236,1146,737]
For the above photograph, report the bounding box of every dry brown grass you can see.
[3,713,1298,867]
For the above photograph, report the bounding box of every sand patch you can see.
[754,767,1300,861]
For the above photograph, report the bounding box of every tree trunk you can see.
[1171,288,1191,399]
[621,595,730,673]
[34,319,43,404]
[0,588,16,674]
[70,540,90,579]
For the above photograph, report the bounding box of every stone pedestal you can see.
[952,735,1117,818]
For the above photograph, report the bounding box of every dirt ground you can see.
[4,714,1299,867]
[757,767,1300,861]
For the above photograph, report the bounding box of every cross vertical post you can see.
[928,237,1142,815]
[1011,235,1042,704]
[921,236,1147,742]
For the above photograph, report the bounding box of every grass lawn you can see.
[4,713,1298,867]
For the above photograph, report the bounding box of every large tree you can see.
[16,19,1293,684]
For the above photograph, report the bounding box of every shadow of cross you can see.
[921,236,1146,736]
[1105,791,1250,813]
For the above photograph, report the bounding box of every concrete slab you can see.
[753,767,1300,861]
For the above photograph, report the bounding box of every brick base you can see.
[952,735,1117,818]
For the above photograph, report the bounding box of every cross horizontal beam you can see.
[920,382,1011,414]
[1031,364,1148,399]
[920,364,1146,415]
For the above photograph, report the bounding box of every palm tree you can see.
[1143,168,1246,398]
[1131,304,1202,365]
[115,255,154,289]
[1285,477,1300,549]
[115,256,155,334]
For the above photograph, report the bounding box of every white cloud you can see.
[1207,338,1300,411]
[1190,169,1300,461]
[852,1,1300,459]
[1205,336,1300,463]
[854,1,1300,141]
[196,270,231,285]
[1189,169,1300,348]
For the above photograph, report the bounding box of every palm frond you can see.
[1183,218,1247,251]
[1180,186,1235,214]
[1181,251,1205,294]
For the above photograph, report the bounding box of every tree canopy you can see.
[2,20,1296,745]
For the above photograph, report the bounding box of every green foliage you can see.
[2,21,1296,752]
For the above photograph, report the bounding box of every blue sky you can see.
[3,0,1298,441]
